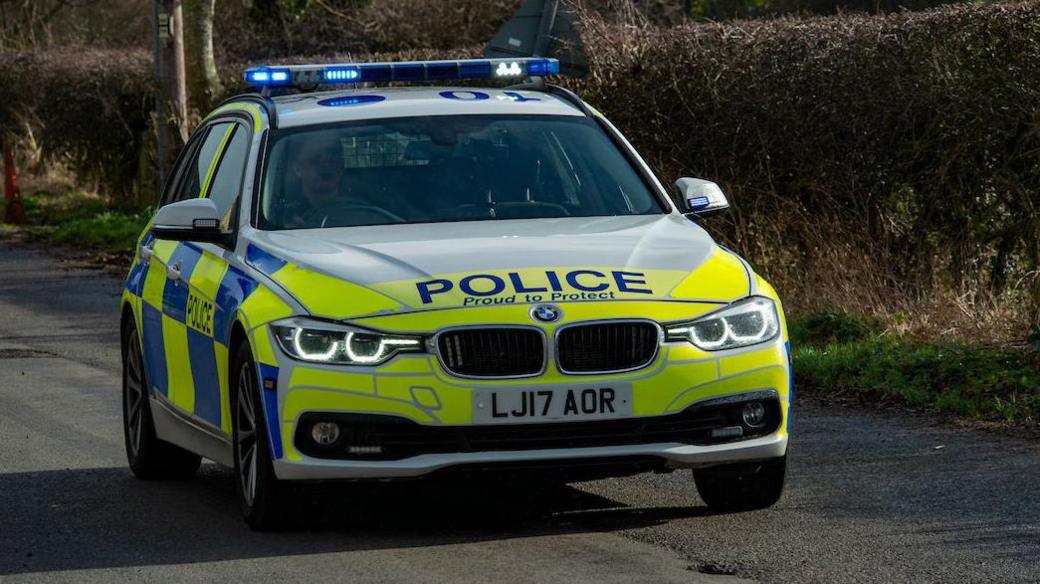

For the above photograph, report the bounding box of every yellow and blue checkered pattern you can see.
[124,234,299,459]
[126,235,253,430]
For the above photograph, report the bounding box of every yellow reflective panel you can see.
[754,275,790,341]
[719,345,785,378]
[410,387,441,410]
[369,267,690,311]
[161,315,195,412]
[250,324,280,365]
[376,356,435,374]
[666,342,717,362]
[121,290,143,342]
[134,223,152,247]
[280,423,302,461]
[631,358,718,415]
[141,258,167,312]
[374,377,470,424]
[272,263,401,318]
[666,365,789,416]
[669,248,749,302]
[152,239,178,264]
[756,275,779,301]
[214,342,231,434]
[289,368,376,396]
[240,286,293,329]
[283,389,438,425]
[186,251,228,338]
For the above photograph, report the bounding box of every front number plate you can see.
[472,384,633,425]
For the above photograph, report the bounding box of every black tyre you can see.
[693,456,787,512]
[231,341,291,529]
[122,320,202,479]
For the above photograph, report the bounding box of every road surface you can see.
[0,241,1037,583]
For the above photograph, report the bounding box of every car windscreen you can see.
[258,114,665,230]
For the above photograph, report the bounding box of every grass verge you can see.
[792,313,1040,427]
[2,189,149,252]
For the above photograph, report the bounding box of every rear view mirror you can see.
[676,177,730,217]
[152,198,228,244]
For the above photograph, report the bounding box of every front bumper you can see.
[273,432,788,480]
[249,301,794,481]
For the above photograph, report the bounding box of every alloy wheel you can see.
[124,332,146,457]
[236,361,259,508]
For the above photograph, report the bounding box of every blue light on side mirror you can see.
[676,178,730,216]
[688,196,710,211]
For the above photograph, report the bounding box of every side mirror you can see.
[676,177,730,217]
[152,198,228,244]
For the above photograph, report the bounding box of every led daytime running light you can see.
[666,297,779,351]
[273,320,424,366]
[343,332,421,365]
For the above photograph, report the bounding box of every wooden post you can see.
[152,0,167,190]
[170,0,188,143]
[161,0,189,146]
[2,134,26,226]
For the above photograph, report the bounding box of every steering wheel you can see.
[302,203,407,228]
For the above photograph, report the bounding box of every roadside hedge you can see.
[3,1,1040,335]
[0,48,154,202]
[575,2,1040,327]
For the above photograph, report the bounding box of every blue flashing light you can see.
[317,95,386,107]
[688,196,710,210]
[244,67,292,86]
[243,58,560,88]
[527,59,561,77]
[459,61,492,78]
[324,67,360,82]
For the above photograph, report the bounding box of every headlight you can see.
[665,296,779,351]
[271,318,424,365]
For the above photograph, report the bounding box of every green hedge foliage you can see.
[576,2,1040,322]
[0,48,154,200]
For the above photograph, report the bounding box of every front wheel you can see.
[693,456,787,512]
[122,321,201,479]
[232,341,290,529]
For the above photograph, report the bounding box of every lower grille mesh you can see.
[294,397,783,461]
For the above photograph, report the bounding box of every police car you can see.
[120,57,791,528]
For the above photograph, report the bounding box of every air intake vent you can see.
[557,322,659,373]
[437,328,545,377]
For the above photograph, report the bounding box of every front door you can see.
[139,120,248,433]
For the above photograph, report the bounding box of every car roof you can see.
[264,86,586,128]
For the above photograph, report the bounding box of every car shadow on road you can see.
[0,463,710,575]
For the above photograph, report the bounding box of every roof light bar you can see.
[244,67,292,86]
[243,58,560,88]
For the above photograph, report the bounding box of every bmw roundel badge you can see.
[530,304,562,323]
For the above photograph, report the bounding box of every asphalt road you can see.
[0,240,1038,583]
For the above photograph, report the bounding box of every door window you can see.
[169,122,234,204]
[205,125,250,228]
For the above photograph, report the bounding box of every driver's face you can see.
[292,138,343,206]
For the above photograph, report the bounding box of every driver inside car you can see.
[283,136,345,228]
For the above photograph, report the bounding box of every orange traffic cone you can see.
[3,134,26,226]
